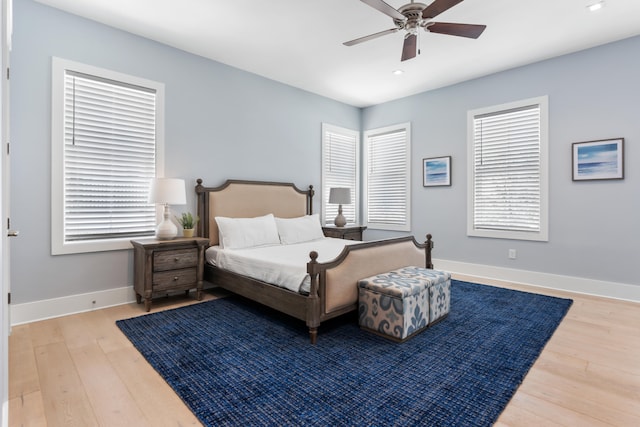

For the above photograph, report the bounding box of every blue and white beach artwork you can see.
[425,159,449,185]
[576,142,621,179]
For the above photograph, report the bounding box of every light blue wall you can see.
[10,0,359,303]
[10,0,639,305]
[362,36,640,286]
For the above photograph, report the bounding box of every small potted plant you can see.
[176,212,198,237]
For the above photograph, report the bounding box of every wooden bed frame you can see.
[195,179,434,344]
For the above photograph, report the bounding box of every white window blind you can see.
[468,96,548,241]
[364,123,411,231]
[52,58,165,254]
[321,124,359,225]
[64,71,157,241]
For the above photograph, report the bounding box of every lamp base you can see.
[155,203,178,240]
[334,204,346,227]
[155,220,178,240]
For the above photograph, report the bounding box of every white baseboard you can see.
[434,258,640,303]
[10,286,137,326]
[10,262,639,326]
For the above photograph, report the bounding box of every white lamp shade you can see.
[329,187,351,205]
[148,178,187,205]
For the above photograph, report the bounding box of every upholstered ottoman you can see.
[358,267,451,342]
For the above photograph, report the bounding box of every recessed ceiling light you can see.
[587,1,604,12]
[393,69,404,75]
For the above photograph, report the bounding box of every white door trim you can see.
[1,1,12,425]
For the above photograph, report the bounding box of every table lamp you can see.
[329,187,351,227]
[148,178,187,239]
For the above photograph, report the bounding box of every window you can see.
[467,96,548,241]
[321,123,359,225]
[52,58,165,254]
[364,123,411,231]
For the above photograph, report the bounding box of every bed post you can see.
[307,185,314,215]
[195,179,206,238]
[307,250,320,344]
[425,234,434,269]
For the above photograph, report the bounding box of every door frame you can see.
[1,0,11,425]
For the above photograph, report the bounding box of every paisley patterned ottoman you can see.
[357,267,451,342]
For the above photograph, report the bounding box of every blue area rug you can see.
[116,280,572,426]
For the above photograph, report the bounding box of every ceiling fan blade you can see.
[343,28,399,46]
[427,22,486,39]
[422,0,464,19]
[361,0,406,21]
[401,34,417,62]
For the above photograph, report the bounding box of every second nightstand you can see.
[131,237,209,311]
[322,225,367,241]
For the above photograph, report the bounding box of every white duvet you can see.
[206,237,361,294]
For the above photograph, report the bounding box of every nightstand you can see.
[322,225,367,241]
[131,237,209,311]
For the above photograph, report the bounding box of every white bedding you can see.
[206,237,361,294]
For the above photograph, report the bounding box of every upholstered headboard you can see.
[195,179,314,245]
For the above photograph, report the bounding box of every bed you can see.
[195,179,434,344]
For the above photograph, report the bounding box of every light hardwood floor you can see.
[9,277,640,427]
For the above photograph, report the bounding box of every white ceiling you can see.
[34,0,640,107]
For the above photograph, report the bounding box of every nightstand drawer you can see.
[153,268,198,291]
[341,230,362,241]
[322,225,366,241]
[322,228,343,239]
[154,248,198,271]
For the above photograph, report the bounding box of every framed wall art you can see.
[423,156,451,187]
[572,138,624,181]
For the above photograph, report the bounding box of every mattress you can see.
[206,237,361,294]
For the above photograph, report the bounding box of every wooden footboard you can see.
[305,234,433,343]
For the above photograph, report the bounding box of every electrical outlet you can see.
[508,249,517,259]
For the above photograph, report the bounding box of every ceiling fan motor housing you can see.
[395,2,429,34]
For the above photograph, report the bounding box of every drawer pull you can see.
[174,257,179,262]
[174,276,179,281]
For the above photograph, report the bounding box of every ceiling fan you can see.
[344,0,486,61]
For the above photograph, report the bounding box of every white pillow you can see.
[275,214,325,245]
[215,214,280,249]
